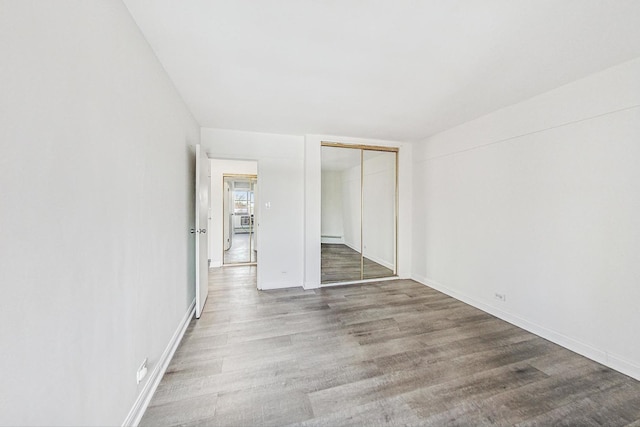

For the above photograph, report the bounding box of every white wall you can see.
[412,57,640,380]
[362,152,396,269]
[208,159,258,266]
[201,128,305,289]
[305,135,412,288]
[320,171,344,243]
[0,2,200,425]
[340,163,362,251]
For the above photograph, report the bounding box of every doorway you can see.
[208,159,258,270]
[223,175,257,265]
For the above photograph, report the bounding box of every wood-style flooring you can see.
[140,266,640,426]
[223,232,257,264]
[321,243,394,283]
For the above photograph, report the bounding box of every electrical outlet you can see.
[136,358,148,384]
[494,293,506,302]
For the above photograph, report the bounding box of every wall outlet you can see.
[136,358,148,384]
[494,293,506,302]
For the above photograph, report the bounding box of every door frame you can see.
[222,173,258,266]
[319,142,399,284]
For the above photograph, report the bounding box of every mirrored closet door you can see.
[320,143,397,284]
[223,175,257,265]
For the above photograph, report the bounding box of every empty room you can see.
[1,1,640,426]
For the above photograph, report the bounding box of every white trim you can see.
[412,274,640,381]
[259,281,304,290]
[333,241,395,271]
[321,276,401,288]
[330,241,394,271]
[343,241,360,253]
[362,252,395,271]
[608,353,640,381]
[302,281,321,290]
[122,298,196,427]
[321,236,344,244]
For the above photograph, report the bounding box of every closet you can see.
[320,143,397,284]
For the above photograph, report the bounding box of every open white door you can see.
[195,144,210,318]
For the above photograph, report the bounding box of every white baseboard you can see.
[344,241,360,253]
[303,282,321,290]
[329,241,394,271]
[321,236,344,244]
[363,253,395,271]
[259,281,304,290]
[320,276,401,288]
[412,274,640,381]
[122,298,196,427]
[209,260,222,268]
[606,353,640,381]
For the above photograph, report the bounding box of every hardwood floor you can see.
[321,243,394,283]
[224,232,257,264]
[140,266,640,426]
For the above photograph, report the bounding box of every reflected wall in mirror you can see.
[363,150,396,279]
[321,144,397,284]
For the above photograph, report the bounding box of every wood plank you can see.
[321,243,394,283]
[140,266,640,426]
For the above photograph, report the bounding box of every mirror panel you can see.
[321,146,362,283]
[362,150,396,279]
[223,176,257,265]
[320,144,397,284]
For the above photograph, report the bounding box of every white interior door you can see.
[195,144,210,318]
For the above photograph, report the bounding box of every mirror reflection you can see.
[321,145,397,284]
[362,150,396,279]
[223,176,257,264]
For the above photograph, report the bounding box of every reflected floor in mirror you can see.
[321,243,394,284]
[140,265,640,426]
[224,233,257,264]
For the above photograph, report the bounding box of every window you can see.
[233,190,254,215]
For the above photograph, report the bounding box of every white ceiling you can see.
[123,0,640,142]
